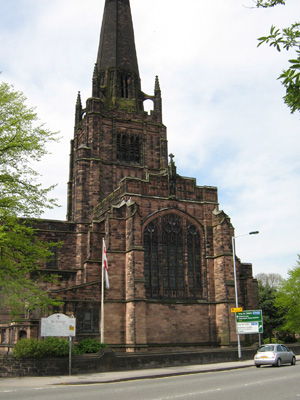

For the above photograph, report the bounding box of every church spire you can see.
[94,0,143,112]
[96,0,139,76]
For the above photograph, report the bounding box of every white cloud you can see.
[0,0,299,278]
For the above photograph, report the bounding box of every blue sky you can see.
[1,0,299,278]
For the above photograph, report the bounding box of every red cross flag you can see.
[102,239,110,289]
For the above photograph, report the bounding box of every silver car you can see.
[254,344,296,367]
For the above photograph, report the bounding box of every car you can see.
[254,344,296,368]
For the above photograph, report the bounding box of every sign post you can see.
[231,307,243,313]
[236,310,263,335]
[41,314,76,376]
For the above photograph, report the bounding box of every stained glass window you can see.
[144,214,202,299]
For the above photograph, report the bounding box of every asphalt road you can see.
[1,363,299,400]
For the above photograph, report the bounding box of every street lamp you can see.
[232,231,259,359]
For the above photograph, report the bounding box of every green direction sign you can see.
[236,310,263,334]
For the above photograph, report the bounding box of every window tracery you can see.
[144,214,202,299]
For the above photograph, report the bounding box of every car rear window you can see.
[258,345,274,352]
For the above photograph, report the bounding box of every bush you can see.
[263,337,283,344]
[282,335,298,344]
[12,338,44,359]
[42,337,69,357]
[12,337,69,359]
[74,338,108,354]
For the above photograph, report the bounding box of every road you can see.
[0,364,299,400]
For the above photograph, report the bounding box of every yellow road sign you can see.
[231,307,243,313]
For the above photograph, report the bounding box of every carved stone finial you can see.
[155,75,161,92]
[168,154,177,197]
[75,92,83,125]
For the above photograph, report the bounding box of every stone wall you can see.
[1,345,300,378]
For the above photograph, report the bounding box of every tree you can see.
[255,273,282,289]
[256,0,285,7]
[255,0,300,113]
[0,80,58,217]
[275,255,300,333]
[0,78,61,319]
[256,274,284,342]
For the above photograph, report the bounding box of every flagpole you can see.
[100,238,105,344]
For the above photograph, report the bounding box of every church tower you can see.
[67,0,166,223]
[62,0,259,351]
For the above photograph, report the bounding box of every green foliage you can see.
[263,337,283,344]
[12,338,44,358]
[275,256,300,333]
[41,337,69,357]
[279,52,300,114]
[12,337,69,359]
[282,334,298,344]
[0,78,61,318]
[257,280,284,342]
[0,216,62,319]
[256,0,285,7]
[256,4,300,113]
[0,79,59,217]
[74,338,108,354]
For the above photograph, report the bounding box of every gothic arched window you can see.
[144,221,159,297]
[187,224,201,296]
[144,214,202,299]
[162,214,184,296]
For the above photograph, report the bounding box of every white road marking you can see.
[2,390,17,393]
[200,389,222,394]
[153,388,222,399]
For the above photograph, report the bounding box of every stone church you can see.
[0,0,258,352]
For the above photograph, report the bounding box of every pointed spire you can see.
[75,91,82,126]
[97,0,139,76]
[94,0,142,111]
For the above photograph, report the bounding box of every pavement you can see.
[0,356,299,387]
[0,359,262,387]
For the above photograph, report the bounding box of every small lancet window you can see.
[46,246,58,268]
[121,75,129,98]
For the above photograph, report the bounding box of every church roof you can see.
[96,0,139,76]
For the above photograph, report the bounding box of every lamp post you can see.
[232,231,259,359]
